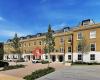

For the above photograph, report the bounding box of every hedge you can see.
[0,64,25,71]
[24,67,55,80]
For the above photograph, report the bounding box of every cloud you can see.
[53,23,67,30]
[0,30,29,37]
[0,16,5,21]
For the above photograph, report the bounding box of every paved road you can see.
[37,65,100,80]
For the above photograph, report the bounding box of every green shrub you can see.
[72,61,100,65]
[41,60,49,64]
[24,67,55,80]
[1,64,25,71]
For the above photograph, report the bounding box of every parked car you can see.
[32,59,41,63]
[0,61,9,67]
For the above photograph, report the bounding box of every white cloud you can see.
[0,16,5,21]
[53,23,67,30]
[0,30,28,37]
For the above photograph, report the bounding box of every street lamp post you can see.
[63,32,66,64]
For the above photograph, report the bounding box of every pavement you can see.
[37,65,100,80]
[1,62,100,80]
[0,73,24,80]
[0,62,65,80]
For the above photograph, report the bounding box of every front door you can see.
[58,55,63,62]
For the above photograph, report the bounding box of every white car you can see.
[32,59,41,63]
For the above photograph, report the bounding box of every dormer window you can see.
[26,35,32,39]
[81,19,94,26]
[37,33,42,37]
[63,27,70,32]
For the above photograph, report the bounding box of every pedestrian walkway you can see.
[0,73,24,80]
[37,65,100,80]
[0,62,65,79]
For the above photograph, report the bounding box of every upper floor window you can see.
[90,43,96,51]
[19,44,21,47]
[60,37,64,44]
[34,42,36,45]
[24,43,26,47]
[28,43,30,47]
[90,30,96,39]
[39,41,42,45]
[68,35,72,43]
[77,32,83,40]
[77,44,82,52]
[60,47,64,53]
[68,46,72,52]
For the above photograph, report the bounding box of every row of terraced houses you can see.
[3,19,100,63]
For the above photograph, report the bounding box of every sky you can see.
[0,0,100,42]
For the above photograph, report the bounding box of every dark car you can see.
[0,61,9,67]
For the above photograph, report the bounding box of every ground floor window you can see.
[13,55,18,59]
[45,55,48,59]
[90,54,95,60]
[78,54,82,60]
[68,55,71,60]
[7,56,9,59]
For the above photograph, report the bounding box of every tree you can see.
[45,24,55,67]
[0,43,4,60]
[11,33,21,60]
[77,37,90,63]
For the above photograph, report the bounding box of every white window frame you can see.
[78,54,82,61]
[90,54,95,60]
[90,30,96,39]
[68,55,71,60]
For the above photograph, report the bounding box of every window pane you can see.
[77,32,82,40]
[90,31,96,39]
[68,55,71,60]
[68,46,71,52]
[78,54,82,60]
[91,43,95,51]
[68,35,72,42]
[78,45,82,52]
[90,54,95,60]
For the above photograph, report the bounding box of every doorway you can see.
[52,55,56,62]
[58,55,63,62]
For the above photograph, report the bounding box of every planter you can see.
[65,62,71,66]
